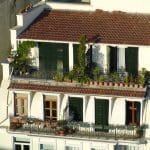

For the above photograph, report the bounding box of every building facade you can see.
[0,0,150,150]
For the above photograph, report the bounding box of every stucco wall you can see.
[0,128,12,150]
[139,46,150,71]
[91,0,150,13]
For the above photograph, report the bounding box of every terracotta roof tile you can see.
[9,82,145,98]
[19,9,150,45]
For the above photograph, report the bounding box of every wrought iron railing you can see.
[12,69,68,81]
[9,118,144,140]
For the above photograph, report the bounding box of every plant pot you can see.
[68,128,74,134]
[59,129,65,136]
[55,130,60,135]
[7,56,14,63]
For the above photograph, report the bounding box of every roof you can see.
[19,9,150,45]
[9,82,145,98]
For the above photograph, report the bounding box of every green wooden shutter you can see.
[125,47,138,76]
[73,44,79,66]
[39,42,69,74]
[109,46,118,73]
[126,101,141,126]
[69,97,83,121]
[95,99,109,125]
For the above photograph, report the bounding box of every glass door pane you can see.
[69,97,83,121]
[24,145,30,150]
[15,144,21,150]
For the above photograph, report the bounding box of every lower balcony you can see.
[9,117,144,140]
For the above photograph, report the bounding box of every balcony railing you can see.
[12,70,57,80]
[11,68,146,90]
[9,117,144,140]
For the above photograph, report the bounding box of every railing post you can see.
[115,127,117,140]
[133,127,135,139]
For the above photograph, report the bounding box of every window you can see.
[91,148,105,150]
[69,97,83,121]
[14,137,30,150]
[14,93,28,116]
[65,146,79,150]
[44,95,57,121]
[126,101,140,126]
[125,47,138,76]
[114,145,128,150]
[40,144,54,150]
[95,99,109,125]
[114,145,139,150]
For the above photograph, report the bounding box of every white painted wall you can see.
[30,92,43,120]
[110,98,126,125]
[91,0,150,13]
[85,96,94,123]
[92,44,108,73]
[117,47,125,72]
[69,43,74,71]
[139,46,150,71]
[0,128,12,150]
[45,0,150,13]
[30,46,39,69]
[46,2,93,11]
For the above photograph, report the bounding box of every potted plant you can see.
[54,72,64,82]
[93,66,100,84]
[67,70,74,82]
[99,75,105,86]
[7,54,14,63]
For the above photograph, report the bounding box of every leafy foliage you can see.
[12,41,35,74]
[71,35,87,83]
[78,35,86,68]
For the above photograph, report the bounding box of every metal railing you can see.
[9,119,144,140]
[12,69,68,81]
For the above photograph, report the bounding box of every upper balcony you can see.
[8,40,148,91]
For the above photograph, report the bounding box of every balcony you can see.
[9,117,144,140]
[9,41,148,89]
